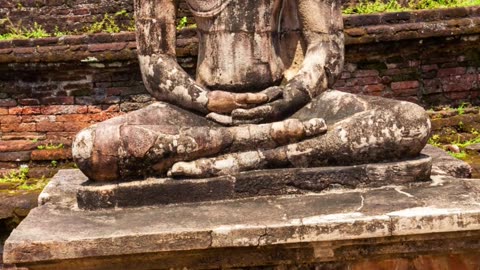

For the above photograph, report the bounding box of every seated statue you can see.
[72,0,431,182]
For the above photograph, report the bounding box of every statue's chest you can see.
[188,0,284,32]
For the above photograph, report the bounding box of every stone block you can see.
[76,155,432,210]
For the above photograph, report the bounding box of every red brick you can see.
[391,81,420,90]
[36,122,65,132]
[41,105,88,115]
[45,132,76,141]
[355,76,381,85]
[446,91,470,100]
[13,47,36,54]
[442,74,477,92]
[31,149,72,161]
[0,107,8,115]
[18,99,41,106]
[421,64,438,72]
[0,99,17,107]
[63,121,92,132]
[0,115,21,124]
[437,67,466,77]
[22,106,42,115]
[1,123,36,132]
[393,88,419,97]
[0,140,40,152]
[88,42,127,52]
[106,88,122,96]
[363,84,385,93]
[8,107,23,115]
[354,70,379,78]
[127,42,137,49]
[41,96,75,105]
[0,48,13,54]
[0,151,31,162]
[56,114,93,122]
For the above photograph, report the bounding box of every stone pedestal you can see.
[3,148,480,269]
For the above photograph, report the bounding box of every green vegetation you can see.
[448,151,468,160]
[428,134,441,147]
[37,143,64,150]
[0,9,135,41]
[85,10,135,34]
[343,0,480,14]
[0,19,49,40]
[457,102,467,115]
[0,165,48,191]
[0,1,479,40]
[176,17,197,30]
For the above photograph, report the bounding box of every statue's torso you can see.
[188,0,302,92]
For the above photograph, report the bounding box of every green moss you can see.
[344,0,480,14]
[0,165,49,191]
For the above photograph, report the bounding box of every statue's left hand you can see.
[229,82,311,125]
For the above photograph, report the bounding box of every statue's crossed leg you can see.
[73,90,430,182]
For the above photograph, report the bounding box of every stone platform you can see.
[3,148,480,269]
[3,171,480,269]
[76,155,432,210]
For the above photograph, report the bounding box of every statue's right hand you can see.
[206,90,269,114]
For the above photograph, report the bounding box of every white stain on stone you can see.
[72,128,94,160]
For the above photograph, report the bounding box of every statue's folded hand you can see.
[231,83,311,125]
[207,90,269,114]
[206,88,283,125]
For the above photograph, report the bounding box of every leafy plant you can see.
[0,19,49,40]
[37,143,64,150]
[344,0,406,14]
[428,134,441,147]
[0,165,49,191]
[448,151,467,160]
[457,102,468,115]
[51,160,58,168]
[85,9,135,34]
[53,26,69,37]
[176,17,188,30]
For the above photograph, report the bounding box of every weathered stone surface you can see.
[421,144,472,178]
[4,171,480,269]
[76,155,431,209]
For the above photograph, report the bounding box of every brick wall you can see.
[0,0,192,34]
[0,6,479,166]
[0,0,364,35]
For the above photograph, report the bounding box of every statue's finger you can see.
[206,113,233,126]
[261,86,283,101]
[235,93,268,105]
[232,105,273,120]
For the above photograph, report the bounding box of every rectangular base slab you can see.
[77,155,432,210]
[3,172,480,269]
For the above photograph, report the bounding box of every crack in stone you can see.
[356,195,365,212]
[393,187,415,198]
[256,226,269,247]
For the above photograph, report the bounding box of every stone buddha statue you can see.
[72,0,431,182]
